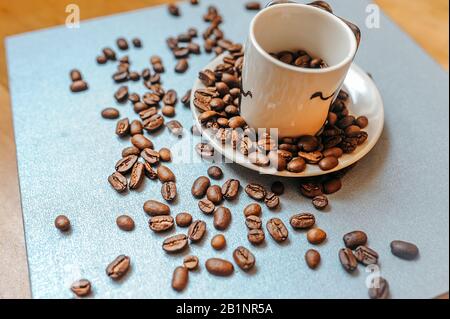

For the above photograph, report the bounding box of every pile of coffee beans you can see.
[270,50,328,69]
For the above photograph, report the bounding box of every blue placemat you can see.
[6,0,449,298]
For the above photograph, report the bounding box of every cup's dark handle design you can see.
[310,90,336,101]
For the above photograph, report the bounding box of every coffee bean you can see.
[318,156,339,171]
[287,157,306,173]
[271,181,284,195]
[143,114,164,132]
[130,134,153,150]
[343,230,368,249]
[356,116,369,129]
[368,277,390,299]
[122,146,140,158]
[175,59,189,73]
[221,179,240,200]
[298,151,323,164]
[115,155,138,174]
[70,69,82,82]
[143,162,158,180]
[103,47,116,61]
[289,213,315,229]
[245,2,261,10]
[213,206,232,230]
[266,218,288,242]
[338,248,358,272]
[157,165,176,183]
[117,38,129,50]
[199,70,216,86]
[141,148,160,165]
[298,135,319,152]
[143,200,170,216]
[196,142,215,159]
[143,93,160,106]
[312,195,329,210]
[338,116,355,129]
[245,183,266,201]
[299,183,323,198]
[108,172,128,192]
[233,246,255,271]
[172,266,188,292]
[168,4,180,16]
[244,203,262,217]
[161,182,177,201]
[106,255,130,280]
[211,234,227,250]
[132,38,142,48]
[354,246,379,265]
[166,120,183,136]
[191,176,211,198]
[245,215,262,230]
[134,102,149,113]
[323,178,342,194]
[116,215,135,231]
[96,55,107,64]
[70,80,88,92]
[114,86,129,102]
[390,240,419,260]
[322,147,343,158]
[129,162,145,189]
[188,220,207,242]
[70,279,91,297]
[163,234,188,253]
[305,249,321,269]
[181,90,191,106]
[264,192,280,209]
[150,55,162,65]
[176,212,192,227]
[205,258,234,276]
[307,228,327,245]
[54,215,71,232]
[183,255,199,270]
[208,166,223,179]
[198,199,215,215]
[116,118,130,137]
[207,185,223,204]
[149,215,175,232]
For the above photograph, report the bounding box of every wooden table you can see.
[0,0,448,299]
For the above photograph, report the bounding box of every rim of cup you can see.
[249,3,358,74]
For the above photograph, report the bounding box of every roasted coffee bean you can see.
[54,215,71,232]
[174,47,190,59]
[128,72,140,81]
[116,118,130,137]
[161,182,177,201]
[183,255,199,270]
[134,102,149,113]
[70,80,88,92]
[157,165,176,183]
[162,90,177,106]
[307,228,327,245]
[116,38,129,50]
[143,200,170,216]
[208,166,223,179]
[289,213,315,229]
[181,90,191,106]
[129,162,145,189]
[198,199,215,215]
[305,249,321,269]
[96,55,107,64]
[245,183,266,201]
[248,229,265,245]
[213,206,232,230]
[356,116,369,129]
[322,147,343,158]
[144,162,158,180]
[233,246,255,271]
[207,185,223,204]
[271,181,284,195]
[244,203,262,217]
[149,215,175,232]
[312,195,329,210]
[175,59,189,73]
[323,178,342,194]
[70,69,82,82]
[191,176,211,198]
[159,148,172,162]
[188,42,201,54]
[178,32,191,43]
[264,192,280,209]
[188,220,207,242]
[113,71,129,84]
[116,215,135,231]
[132,38,142,48]
[319,156,339,171]
[245,215,262,230]
[131,134,153,150]
[172,266,188,292]
[339,248,358,272]
[199,70,216,86]
[205,258,234,276]
[71,279,91,297]
[298,151,323,164]
[115,155,138,174]
[345,125,361,137]
[299,183,323,198]
[245,2,261,10]
[108,172,128,192]
[144,114,165,132]
[106,255,130,280]
[287,157,307,173]
[337,116,355,129]
[298,135,319,152]
[221,179,240,200]
[390,240,419,260]
[141,148,160,165]
[196,142,215,159]
[368,277,390,299]
[354,246,379,265]
[163,234,188,253]
[166,120,183,136]
[103,47,117,60]
[211,234,227,250]
[168,3,180,16]
[143,93,160,106]
[129,120,143,136]
[266,218,288,242]
[162,105,175,117]
[343,231,368,249]
[176,212,193,227]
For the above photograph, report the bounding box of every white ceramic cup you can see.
[241,3,358,138]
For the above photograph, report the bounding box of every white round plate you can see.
[191,53,384,177]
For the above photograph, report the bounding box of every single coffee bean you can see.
[116,215,135,231]
[134,102,149,113]
[245,215,262,230]
[289,213,315,229]
[143,200,170,216]
[307,228,327,245]
[298,151,323,164]
[129,120,143,136]
[198,199,215,215]
[112,71,128,84]
[196,142,215,159]
[168,4,180,16]
[175,59,189,73]
[244,203,262,217]
[188,220,207,242]
[114,85,129,102]
[266,218,288,242]
[245,2,261,10]
[287,157,307,173]
[96,55,107,64]
[140,148,159,166]
[131,134,153,150]
[207,185,223,204]
[116,118,130,137]
[149,215,175,232]
[299,183,323,198]
[305,249,321,269]
[157,165,176,183]
[221,179,240,200]
[213,206,232,230]
[205,258,234,276]
[264,192,280,209]
[176,212,193,227]
[183,255,199,270]
[343,230,368,249]
[106,255,130,280]
[163,90,178,106]
[70,279,91,297]
[108,172,127,193]
[103,47,116,60]
[368,277,390,299]
[70,80,88,92]
[345,125,361,137]
[172,266,188,292]
[191,176,211,198]
[132,38,142,48]
[208,166,223,179]
[161,181,177,201]
[70,69,82,82]
[211,234,227,250]
[339,248,358,272]
[271,181,284,195]
[129,162,145,189]
[116,38,129,50]
[319,156,339,171]
[115,155,138,174]
[390,240,419,260]
[163,234,188,253]
[356,116,369,129]
[298,135,319,152]
[322,147,343,158]
[181,90,191,106]
[174,47,190,59]
[143,162,158,180]
[54,215,71,232]
[354,245,379,265]
[143,114,164,132]
[233,246,255,271]
[312,195,329,210]
[166,120,183,136]
[122,146,140,158]
[323,178,342,194]
[245,183,266,201]
[158,148,172,162]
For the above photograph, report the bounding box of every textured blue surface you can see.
[6,0,449,298]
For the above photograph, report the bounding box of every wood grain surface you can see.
[0,0,448,299]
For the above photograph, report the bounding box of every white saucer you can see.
[191,54,384,177]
